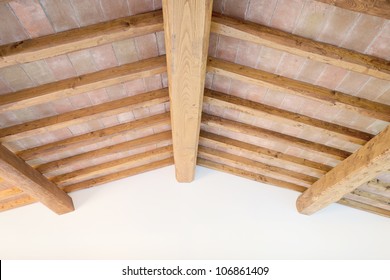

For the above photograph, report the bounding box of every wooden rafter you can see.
[0,144,74,215]
[163,0,213,182]
[0,56,166,112]
[296,124,390,215]
[202,113,351,160]
[17,112,171,161]
[0,10,163,68]
[0,89,169,142]
[207,57,390,122]
[204,89,373,145]
[211,13,390,80]
[314,0,390,20]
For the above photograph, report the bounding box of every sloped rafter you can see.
[0,88,169,142]
[0,10,163,68]
[0,56,167,112]
[297,124,390,215]
[211,13,390,80]
[163,0,213,182]
[204,89,373,145]
[0,144,74,215]
[207,57,390,122]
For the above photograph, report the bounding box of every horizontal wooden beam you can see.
[198,157,390,218]
[204,89,373,145]
[163,0,213,182]
[0,56,167,112]
[38,131,172,174]
[0,187,22,200]
[0,10,163,68]
[53,145,173,186]
[314,0,390,20]
[0,144,74,214]
[0,88,169,142]
[198,146,317,185]
[207,57,390,122]
[202,113,351,160]
[211,13,390,80]
[297,124,390,215]
[18,112,171,161]
[0,195,37,213]
[199,130,331,175]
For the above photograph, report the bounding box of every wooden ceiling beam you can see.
[0,10,163,68]
[53,145,173,187]
[0,88,169,142]
[163,0,213,182]
[0,56,167,113]
[198,145,318,185]
[38,131,172,174]
[0,187,22,200]
[314,0,390,20]
[296,124,390,215]
[0,144,74,215]
[202,113,351,160]
[198,157,390,218]
[199,130,332,175]
[204,89,373,145]
[211,13,390,80]
[208,58,390,122]
[17,112,171,161]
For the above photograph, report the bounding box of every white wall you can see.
[0,165,389,259]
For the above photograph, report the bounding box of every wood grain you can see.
[163,0,213,182]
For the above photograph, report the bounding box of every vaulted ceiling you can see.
[0,0,389,217]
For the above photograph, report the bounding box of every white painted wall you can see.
[1,165,389,259]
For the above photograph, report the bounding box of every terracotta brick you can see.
[149,103,167,115]
[356,78,389,100]
[211,74,231,93]
[133,107,151,119]
[204,73,214,89]
[70,0,104,26]
[0,65,35,91]
[0,78,12,95]
[341,14,384,53]
[99,0,129,20]
[88,88,111,105]
[68,93,93,109]
[336,71,371,96]
[90,44,118,70]
[68,119,103,136]
[235,40,262,68]
[100,115,120,127]
[161,72,169,88]
[367,22,390,60]
[9,0,54,38]
[296,60,326,84]
[275,53,307,79]
[127,0,154,15]
[223,0,249,19]
[279,94,307,113]
[237,111,257,126]
[50,98,75,114]
[208,33,218,57]
[154,124,171,134]
[68,50,97,75]
[112,39,139,65]
[135,34,159,59]
[47,127,73,143]
[144,75,162,91]
[40,0,79,32]
[350,114,378,132]
[133,127,154,138]
[117,111,135,123]
[123,78,146,96]
[255,46,284,73]
[332,109,358,127]
[10,107,39,123]
[207,104,225,117]
[21,60,56,85]
[216,35,240,62]
[0,111,18,127]
[153,0,162,10]
[294,1,332,39]
[213,0,225,14]
[156,31,166,55]
[14,136,42,150]
[106,84,127,100]
[297,99,323,117]
[270,0,304,33]
[246,0,277,25]
[45,55,77,80]
[229,79,267,101]
[318,6,359,46]
[315,64,348,89]
[262,89,286,109]
[376,88,390,105]
[0,4,29,44]
[367,120,390,135]
[29,103,57,119]
[222,107,240,120]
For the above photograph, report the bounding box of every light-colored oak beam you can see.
[211,13,390,80]
[0,144,74,214]
[207,57,390,122]
[0,11,163,68]
[297,125,390,215]
[17,112,171,161]
[0,88,169,142]
[0,56,166,112]
[163,0,213,182]
[204,89,373,145]
[315,0,390,20]
[202,113,351,160]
